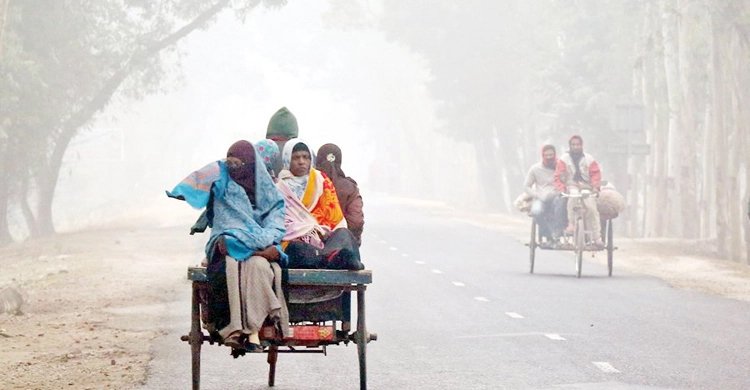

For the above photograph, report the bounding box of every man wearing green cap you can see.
[265,107,299,175]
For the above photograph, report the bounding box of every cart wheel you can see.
[356,287,368,390]
[529,221,537,274]
[267,345,279,387]
[574,218,584,278]
[606,220,614,277]
[190,283,203,390]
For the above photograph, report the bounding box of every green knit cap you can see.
[266,107,299,139]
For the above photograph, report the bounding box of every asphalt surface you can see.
[142,197,750,389]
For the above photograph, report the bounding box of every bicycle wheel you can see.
[606,219,614,277]
[529,221,537,274]
[574,218,584,278]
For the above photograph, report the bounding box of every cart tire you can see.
[529,221,537,274]
[575,218,584,278]
[607,220,614,277]
[267,345,278,387]
[190,283,203,390]
[356,288,367,390]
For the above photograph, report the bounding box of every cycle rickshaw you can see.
[527,189,616,278]
[182,265,376,390]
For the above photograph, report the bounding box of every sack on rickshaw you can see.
[514,193,532,213]
[597,185,625,220]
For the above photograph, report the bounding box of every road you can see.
[142,196,750,389]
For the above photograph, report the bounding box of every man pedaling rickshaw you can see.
[553,135,604,248]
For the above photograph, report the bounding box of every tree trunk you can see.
[0,0,10,60]
[19,173,39,237]
[711,16,729,258]
[661,0,683,237]
[676,0,699,239]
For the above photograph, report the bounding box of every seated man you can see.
[167,140,289,352]
[315,143,364,246]
[524,144,565,246]
[276,140,364,270]
[554,135,603,246]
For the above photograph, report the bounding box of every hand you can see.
[253,246,280,262]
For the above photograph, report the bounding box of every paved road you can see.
[142,197,750,389]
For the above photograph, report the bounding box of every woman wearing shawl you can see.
[167,140,289,352]
[276,140,364,270]
[254,139,281,180]
[315,143,364,246]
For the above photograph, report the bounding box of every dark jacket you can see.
[330,175,364,246]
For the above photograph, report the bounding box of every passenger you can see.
[265,107,298,176]
[276,140,364,270]
[524,144,565,246]
[315,143,364,246]
[167,140,289,352]
[254,139,281,181]
[554,135,603,247]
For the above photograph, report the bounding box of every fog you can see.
[1,0,748,262]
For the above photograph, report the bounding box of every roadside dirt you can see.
[1,196,748,389]
[0,202,200,389]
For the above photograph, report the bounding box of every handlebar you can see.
[562,190,598,199]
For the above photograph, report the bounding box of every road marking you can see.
[592,362,620,373]
[378,239,387,244]
[505,312,524,319]
[431,269,443,274]
[401,253,409,257]
[451,281,465,287]
[389,246,398,251]
[474,296,490,302]
[457,332,552,339]
[544,333,566,341]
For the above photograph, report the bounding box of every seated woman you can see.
[316,143,364,246]
[276,140,364,270]
[167,140,289,352]
[254,139,281,181]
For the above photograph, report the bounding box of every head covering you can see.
[227,140,257,204]
[316,143,346,179]
[266,107,299,141]
[569,135,583,145]
[541,144,556,169]
[281,139,315,172]
[255,139,280,178]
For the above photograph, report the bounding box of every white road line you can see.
[378,239,387,244]
[414,261,426,265]
[431,269,443,274]
[474,296,490,302]
[389,246,398,251]
[592,362,621,373]
[451,281,465,287]
[505,312,524,319]
[544,333,566,341]
[401,253,409,257]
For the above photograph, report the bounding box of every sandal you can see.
[222,331,244,349]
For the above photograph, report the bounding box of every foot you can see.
[222,331,244,349]
[244,341,264,353]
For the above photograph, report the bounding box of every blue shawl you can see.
[167,155,287,264]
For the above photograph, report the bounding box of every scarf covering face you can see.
[255,139,280,178]
[276,140,346,248]
[227,140,256,204]
[315,143,346,179]
[166,144,287,263]
[541,144,557,170]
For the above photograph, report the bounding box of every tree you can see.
[0,0,284,242]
